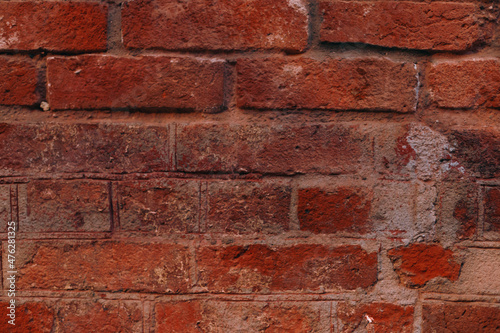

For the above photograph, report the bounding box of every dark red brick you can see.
[388,243,461,288]
[0,57,38,106]
[448,129,500,179]
[117,179,200,233]
[155,300,330,332]
[176,123,372,174]
[484,186,500,233]
[236,57,417,112]
[122,0,308,52]
[338,302,414,333]
[0,2,107,52]
[47,55,225,111]
[56,300,143,332]
[206,181,291,234]
[0,123,170,175]
[423,302,500,333]
[0,302,54,333]
[298,187,372,234]
[320,1,481,51]
[429,60,500,109]
[20,180,110,233]
[197,244,378,292]
[13,241,191,293]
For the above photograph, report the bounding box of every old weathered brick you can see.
[0,302,54,333]
[12,241,191,293]
[423,302,500,333]
[429,60,500,109]
[320,1,481,51]
[0,2,107,52]
[484,186,500,233]
[388,243,461,288]
[206,181,291,234]
[236,57,417,112]
[447,129,500,179]
[47,55,225,111]
[298,187,372,234]
[155,300,330,332]
[56,300,143,332]
[117,179,200,233]
[122,0,308,52]
[338,302,414,333]
[0,123,170,175]
[0,57,38,106]
[176,123,372,174]
[19,180,110,233]
[197,244,377,293]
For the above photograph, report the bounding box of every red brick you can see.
[338,302,414,333]
[47,55,225,111]
[423,302,500,333]
[0,185,9,232]
[155,300,330,332]
[206,181,291,234]
[447,129,500,179]
[0,302,54,333]
[56,300,143,333]
[388,243,461,288]
[0,2,107,52]
[117,179,200,233]
[438,181,478,241]
[122,0,308,52]
[236,57,417,112]
[320,1,481,51]
[19,180,110,233]
[176,123,372,174]
[0,57,38,106]
[298,187,372,234]
[13,241,191,293]
[484,186,500,233]
[0,123,170,175]
[429,60,500,109]
[197,244,377,292]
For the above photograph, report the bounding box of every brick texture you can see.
[47,55,225,111]
[320,1,481,51]
[122,0,308,52]
[0,57,38,106]
[236,57,417,112]
[0,2,107,52]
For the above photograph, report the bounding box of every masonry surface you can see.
[0,0,499,332]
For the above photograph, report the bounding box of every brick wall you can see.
[1,0,500,332]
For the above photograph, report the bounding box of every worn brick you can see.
[19,180,110,233]
[0,123,170,175]
[12,241,191,293]
[429,60,500,109]
[155,300,330,332]
[122,0,308,52]
[0,302,54,333]
[236,57,417,112]
[0,185,9,232]
[338,302,414,333]
[484,186,500,234]
[56,300,143,333]
[298,187,372,234]
[388,243,461,288]
[47,55,225,111]
[176,123,372,174]
[197,244,377,293]
[206,181,291,234]
[0,57,38,106]
[423,302,500,333]
[320,1,481,51]
[0,2,107,52]
[117,179,200,233]
[447,129,500,179]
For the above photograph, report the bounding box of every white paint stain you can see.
[287,0,307,14]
